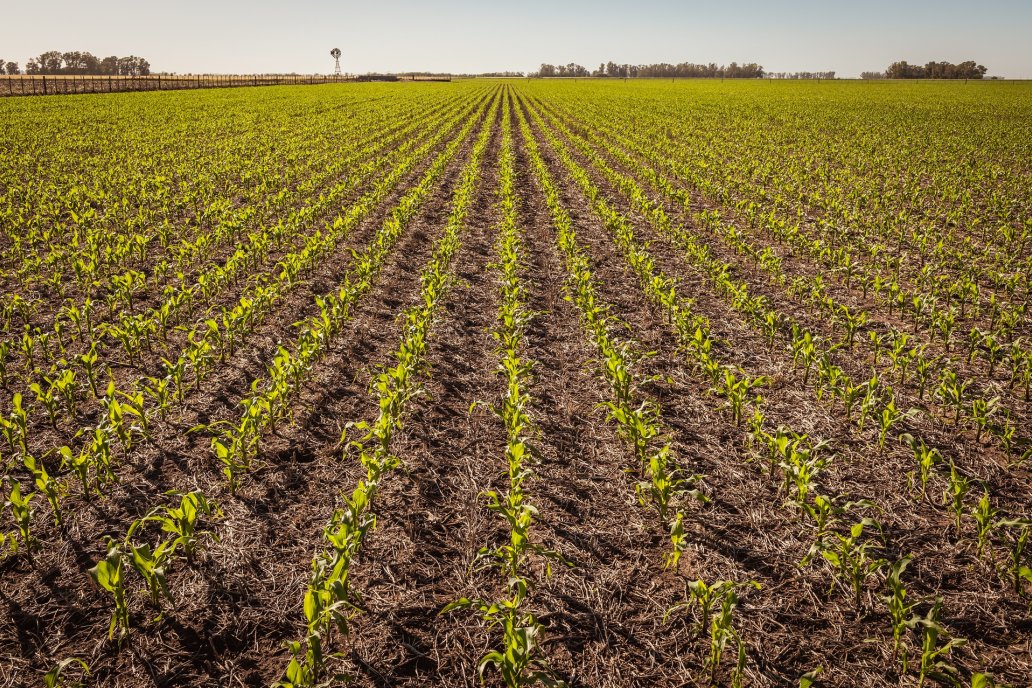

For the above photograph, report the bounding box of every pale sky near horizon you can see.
[2,0,1030,78]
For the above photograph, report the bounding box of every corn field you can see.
[0,79,1030,687]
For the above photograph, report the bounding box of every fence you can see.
[0,74,363,97]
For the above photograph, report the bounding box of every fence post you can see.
[42,76,47,95]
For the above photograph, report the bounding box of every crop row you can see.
[275,88,499,688]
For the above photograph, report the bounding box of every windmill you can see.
[330,48,342,77]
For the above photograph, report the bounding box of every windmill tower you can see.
[330,48,342,77]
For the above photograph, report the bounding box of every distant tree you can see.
[32,51,65,74]
[885,60,986,79]
[473,71,525,77]
[860,71,885,79]
[62,51,101,74]
[19,51,151,76]
[592,61,765,78]
[535,59,766,79]
[768,71,836,79]
[115,56,150,76]
[535,62,588,77]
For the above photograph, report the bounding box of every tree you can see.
[62,51,101,74]
[768,71,836,80]
[885,60,987,79]
[34,51,64,74]
[18,51,151,76]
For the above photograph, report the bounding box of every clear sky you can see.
[2,0,1030,78]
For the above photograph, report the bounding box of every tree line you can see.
[6,51,153,76]
[533,61,766,78]
[767,71,836,80]
[863,60,988,79]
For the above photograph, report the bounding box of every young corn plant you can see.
[877,397,913,450]
[444,593,564,688]
[24,454,64,526]
[778,441,829,509]
[88,538,130,640]
[1,393,30,456]
[138,490,221,561]
[970,396,1000,444]
[4,479,35,554]
[143,375,173,420]
[972,490,999,559]
[124,536,173,617]
[993,517,1031,595]
[712,368,767,426]
[800,494,874,544]
[944,462,971,534]
[44,658,90,688]
[936,371,970,426]
[59,445,93,499]
[29,381,61,428]
[808,519,886,608]
[78,344,101,399]
[900,433,942,501]
[664,579,760,688]
[882,555,918,672]
[914,600,966,687]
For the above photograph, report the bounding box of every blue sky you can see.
[2,0,1030,77]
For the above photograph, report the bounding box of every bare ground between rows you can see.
[0,93,487,457]
[0,90,468,304]
[556,102,1032,500]
[0,91,495,688]
[527,95,1032,499]
[509,98,756,687]
[334,100,506,688]
[533,98,1032,443]
[540,97,1031,334]
[0,92,487,489]
[2,125,342,314]
[518,93,1032,686]
[520,93,857,686]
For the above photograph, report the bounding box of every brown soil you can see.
[2,82,1030,688]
